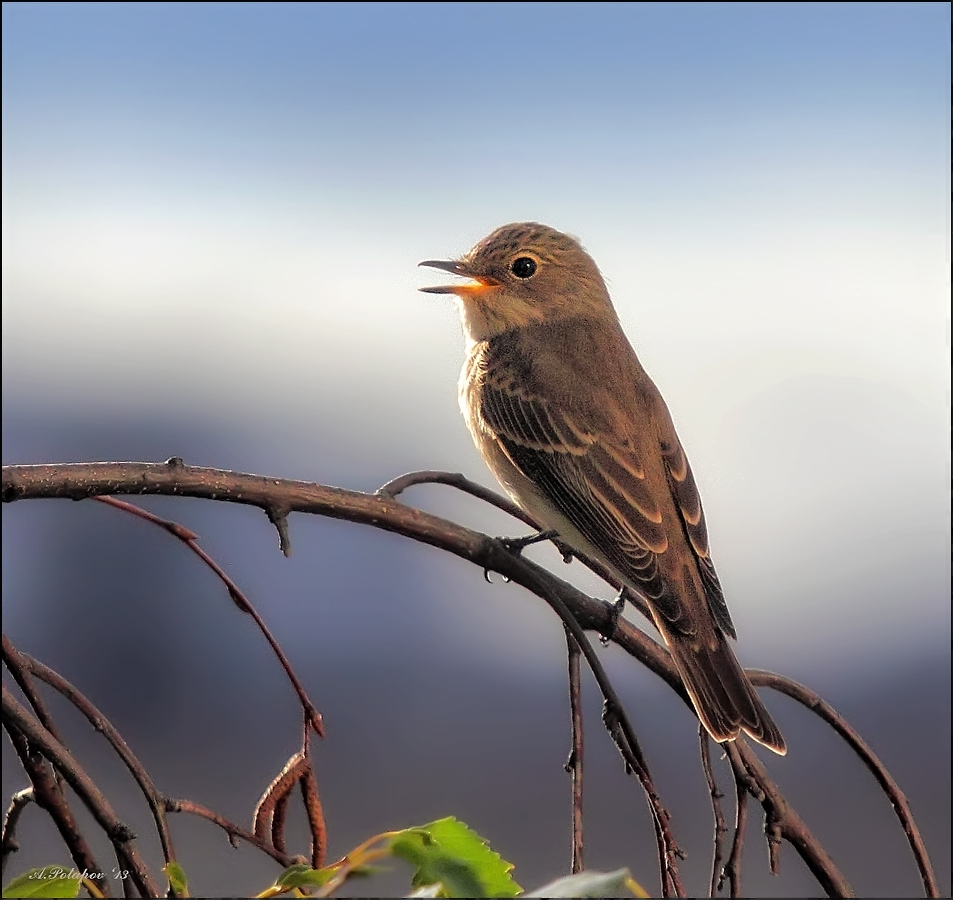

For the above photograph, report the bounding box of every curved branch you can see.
[92,496,324,738]
[11,644,177,870]
[728,740,854,897]
[2,685,158,898]
[2,460,938,898]
[748,670,939,898]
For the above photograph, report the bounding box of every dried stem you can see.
[10,646,178,869]
[2,685,158,897]
[724,762,748,898]
[748,670,939,898]
[699,730,728,897]
[564,626,584,874]
[93,496,324,739]
[164,798,301,867]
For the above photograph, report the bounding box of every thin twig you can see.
[0,788,33,879]
[377,470,536,528]
[723,760,748,899]
[2,637,67,753]
[93,495,324,739]
[12,646,178,869]
[728,740,855,898]
[3,639,111,893]
[4,461,684,894]
[3,685,157,897]
[2,461,939,898]
[699,729,728,897]
[164,798,301,867]
[564,625,584,874]
[749,670,939,898]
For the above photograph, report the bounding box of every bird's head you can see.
[419,222,616,341]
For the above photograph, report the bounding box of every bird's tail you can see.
[664,627,786,755]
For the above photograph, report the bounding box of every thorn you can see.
[266,505,293,557]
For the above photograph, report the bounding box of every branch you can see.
[2,460,938,898]
[7,640,178,870]
[92,495,324,739]
[698,730,728,897]
[748,670,939,898]
[565,627,584,875]
[728,740,854,897]
[2,685,158,898]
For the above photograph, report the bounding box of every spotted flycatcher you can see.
[420,222,785,754]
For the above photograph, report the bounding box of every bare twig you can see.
[377,470,536,528]
[3,639,111,893]
[165,797,301,868]
[723,760,748,898]
[728,740,855,898]
[564,626,584,874]
[699,730,728,897]
[2,461,939,898]
[377,469,655,621]
[9,645,178,870]
[1,788,34,878]
[2,685,157,898]
[749,670,939,898]
[4,460,687,894]
[93,495,324,739]
[2,638,66,753]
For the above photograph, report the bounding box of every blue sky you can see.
[3,0,950,668]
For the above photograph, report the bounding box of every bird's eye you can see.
[510,256,538,279]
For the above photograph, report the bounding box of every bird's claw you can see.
[498,529,559,557]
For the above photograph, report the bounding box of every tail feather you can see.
[666,629,786,755]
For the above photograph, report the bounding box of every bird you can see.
[419,221,786,755]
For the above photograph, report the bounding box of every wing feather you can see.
[475,326,731,638]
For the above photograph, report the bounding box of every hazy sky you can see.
[3,2,950,668]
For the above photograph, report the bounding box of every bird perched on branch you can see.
[420,222,785,755]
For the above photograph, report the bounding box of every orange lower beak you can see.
[418,259,501,295]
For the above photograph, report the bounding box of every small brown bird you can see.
[420,222,785,754]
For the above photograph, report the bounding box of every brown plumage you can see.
[420,222,785,754]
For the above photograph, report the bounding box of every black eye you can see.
[510,256,537,279]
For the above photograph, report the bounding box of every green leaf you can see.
[524,868,648,898]
[3,867,83,899]
[390,817,520,898]
[275,864,336,890]
[163,862,189,897]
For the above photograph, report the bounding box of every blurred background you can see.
[2,2,949,896]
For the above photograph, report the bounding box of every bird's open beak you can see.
[418,259,501,295]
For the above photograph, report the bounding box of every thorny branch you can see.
[1,461,941,898]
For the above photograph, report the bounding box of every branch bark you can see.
[2,460,940,898]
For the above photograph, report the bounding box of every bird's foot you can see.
[484,529,559,583]
[498,529,559,556]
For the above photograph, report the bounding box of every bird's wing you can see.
[479,342,733,638]
[478,364,689,629]
[658,432,735,638]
